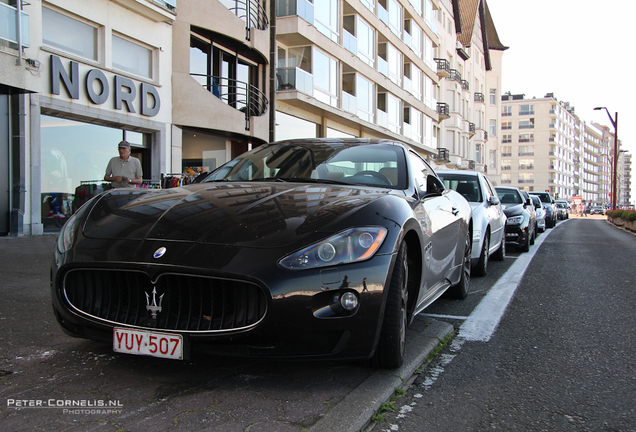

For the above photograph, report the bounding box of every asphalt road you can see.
[369,217,636,432]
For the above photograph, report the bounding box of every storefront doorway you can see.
[40,115,150,233]
[0,94,9,236]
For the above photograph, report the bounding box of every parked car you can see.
[437,170,507,277]
[529,191,557,228]
[520,191,538,242]
[51,138,473,369]
[555,200,569,219]
[531,195,546,232]
[590,206,605,215]
[495,186,537,252]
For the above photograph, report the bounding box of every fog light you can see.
[339,292,358,311]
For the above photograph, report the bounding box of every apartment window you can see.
[423,33,435,70]
[315,0,339,42]
[113,35,153,78]
[502,106,512,117]
[502,135,511,144]
[501,159,511,170]
[519,118,535,129]
[519,104,534,115]
[377,92,401,134]
[501,173,511,184]
[404,107,422,143]
[489,149,497,169]
[360,0,374,12]
[356,74,374,123]
[519,173,534,184]
[475,143,482,164]
[501,120,512,130]
[387,0,402,37]
[380,42,401,86]
[409,0,423,16]
[411,65,422,100]
[518,145,534,156]
[313,48,338,107]
[489,119,496,136]
[357,16,374,66]
[42,7,97,60]
[489,89,496,105]
[518,134,534,144]
[404,19,422,57]
[519,159,534,169]
[276,112,317,140]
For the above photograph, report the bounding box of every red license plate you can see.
[113,327,184,360]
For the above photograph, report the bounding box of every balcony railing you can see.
[192,74,268,130]
[468,160,475,170]
[474,92,485,103]
[433,58,450,77]
[342,91,357,115]
[461,80,469,91]
[276,0,313,23]
[448,69,462,82]
[343,29,357,54]
[276,67,313,95]
[468,122,476,136]
[436,102,450,120]
[433,148,450,162]
[0,2,30,47]
[224,0,269,40]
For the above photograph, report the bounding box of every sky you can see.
[485,0,635,203]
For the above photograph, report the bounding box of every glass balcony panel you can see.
[276,0,314,23]
[378,4,388,26]
[343,30,357,55]
[276,67,314,96]
[0,4,30,46]
[377,110,388,129]
[377,56,388,77]
[342,92,357,115]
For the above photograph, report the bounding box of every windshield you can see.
[204,141,407,188]
[497,189,523,204]
[438,174,482,202]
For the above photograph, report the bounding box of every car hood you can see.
[501,203,525,217]
[82,182,390,248]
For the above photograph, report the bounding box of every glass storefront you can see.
[40,115,149,232]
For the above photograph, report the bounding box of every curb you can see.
[308,317,454,432]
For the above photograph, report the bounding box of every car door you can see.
[482,175,505,251]
[408,152,459,299]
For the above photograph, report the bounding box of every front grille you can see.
[63,269,267,332]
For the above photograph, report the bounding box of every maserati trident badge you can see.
[153,247,167,258]
[145,287,164,319]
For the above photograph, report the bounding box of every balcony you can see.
[436,102,450,120]
[0,2,30,47]
[343,29,357,55]
[276,67,313,95]
[276,0,314,23]
[377,56,389,78]
[223,0,269,40]
[461,80,469,91]
[448,69,462,82]
[474,92,485,103]
[191,74,268,131]
[468,122,476,137]
[342,91,357,115]
[433,58,450,78]
[433,148,450,162]
[468,160,475,170]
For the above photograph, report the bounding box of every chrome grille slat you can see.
[63,270,267,333]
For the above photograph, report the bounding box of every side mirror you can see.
[425,174,445,196]
[489,196,500,206]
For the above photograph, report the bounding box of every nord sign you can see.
[50,55,160,117]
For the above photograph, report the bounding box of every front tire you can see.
[449,231,471,299]
[376,242,410,368]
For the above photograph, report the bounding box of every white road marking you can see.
[458,227,554,342]
[421,313,469,320]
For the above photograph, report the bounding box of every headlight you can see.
[506,215,524,225]
[279,227,387,270]
[57,213,79,254]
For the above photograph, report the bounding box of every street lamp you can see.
[594,107,618,210]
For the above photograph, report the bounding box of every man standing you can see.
[104,140,143,188]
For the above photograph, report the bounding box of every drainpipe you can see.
[16,0,23,65]
[269,0,276,143]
